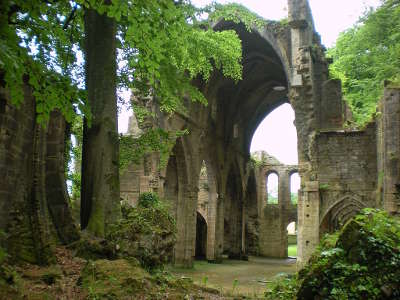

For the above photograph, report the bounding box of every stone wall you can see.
[316,125,377,234]
[253,152,298,258]
[377,85,400,215]
[119,0,400,268]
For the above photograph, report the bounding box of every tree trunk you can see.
[81,7,120,237]
[0,75,79,265]
[46,110,80,243]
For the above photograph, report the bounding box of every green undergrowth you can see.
[107,192,177,271]
[77,193,177,271]
[265,209,400,300]
[82,259,223,300]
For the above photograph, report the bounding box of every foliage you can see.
[319,183,330,191]
[137,192,160,208]
[290,193,298,205]
[268,194,278,204]
[0,0,88,124]
[265,274,299,300]
[1,0,246,123]
[298,209,400,299]
[206,3,268,31]
[107,194,176,270]
[119,128,188,172]
[67,116,83,200]
[250,154,266,168]
[327,0,400,124]
[103,0,243,114]
[264,209,400,299]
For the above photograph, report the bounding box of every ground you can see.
[169,256,297,298]
[288,244,297,257]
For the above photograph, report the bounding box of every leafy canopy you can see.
[1,0,246,122]
[0,0,87,124]
[327,0,400,125]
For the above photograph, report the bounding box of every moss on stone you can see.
[81,259,153,299]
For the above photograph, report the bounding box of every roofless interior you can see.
[211,20,289,154]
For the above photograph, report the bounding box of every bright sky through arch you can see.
[250,104,297,165]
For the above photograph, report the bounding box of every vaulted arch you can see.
[320,194,366,235]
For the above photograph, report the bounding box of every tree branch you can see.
[63,5,78,30]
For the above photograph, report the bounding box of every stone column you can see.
[241,201,246,255]
[381,86,400,214]
[288,0,320,267]
[279,171,290,256]
[174,182,198,268]
[215,194,225,262]
[297,181,319,268]
[206,190,218,261]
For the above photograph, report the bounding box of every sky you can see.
[118,0,381,165]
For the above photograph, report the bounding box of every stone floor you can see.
[169,256,297,297]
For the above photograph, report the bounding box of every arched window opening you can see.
[290,172,300,205]
[287,221,297,258]
[266,173,279,204]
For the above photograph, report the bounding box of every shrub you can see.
[264,209,400,300]
[108,194,176,270]
[297,209,400,299]
[137,192,160,208]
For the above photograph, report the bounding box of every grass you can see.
[168,257,297,297]
[288,244,297,257]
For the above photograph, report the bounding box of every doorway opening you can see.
[287,221,297,258]
[195,212,207,259]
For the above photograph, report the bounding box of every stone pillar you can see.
[174,183,198,267]
[288,0,320,267]
[297,181,319,268]
[279,171,290,256]
[215,194,225,262]
[241,201,246,255]
[206,189,218,261]
[381,86,400,214]
[228,198,243,259]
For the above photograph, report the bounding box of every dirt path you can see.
[169,256,297,298]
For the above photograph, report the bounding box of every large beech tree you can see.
[0,0,246,251]
[81,6,120,236]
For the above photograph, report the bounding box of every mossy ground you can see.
[169,257,297,298]
[0,246,232,299]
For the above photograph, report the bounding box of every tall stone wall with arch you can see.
[120,0,400,268]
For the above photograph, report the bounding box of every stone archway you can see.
[320,195,366,235]
[122,0,359,267]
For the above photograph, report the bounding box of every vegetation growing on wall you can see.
[119,129,189,172]
[327,0,400,124]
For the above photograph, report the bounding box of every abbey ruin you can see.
[119,0,400,268]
